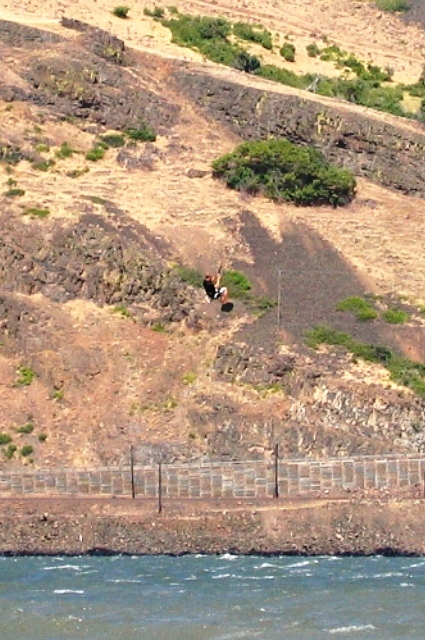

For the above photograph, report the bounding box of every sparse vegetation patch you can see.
[161,10,421,120]
[85,144,106,162]
[23,207,50,218]
[112,5,130,18]
[175,266,204,288]
[32,159,55,171]
[233,22,273,50]
[13,366,36,387]
[113,305,132,318]
[375,0,410,12]
[4,188,25,198]
[21,444,34,457]
[125,123,157,142]
[336,296,378,321]
[4,444,17,460]
[212,139,356,206]
[221,270,252,298]
[305,326,425,396]
[17,423,35,434]
[100,134,126,148]
[55,142,76,158]
[144,5,165,18]
[383,308,409,324]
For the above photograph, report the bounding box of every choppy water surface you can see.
[0,554,424,639]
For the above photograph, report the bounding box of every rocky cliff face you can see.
[214,343,425,457]
[176,70,425,197]
[0,19,178,131]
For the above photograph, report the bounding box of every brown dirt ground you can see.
[1,1,425,471]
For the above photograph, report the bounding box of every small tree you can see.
[280,42,296,62]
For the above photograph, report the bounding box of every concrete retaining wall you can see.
[0,455,424,498]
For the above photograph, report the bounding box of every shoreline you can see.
[1,496,424,557]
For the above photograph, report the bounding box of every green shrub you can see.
[151,322,166,332]
[306,43,320,57]
[14,366,36,386]
[32,159,55,171]
[0,433,12,445]
[125,123,157,142]
[336,296,378,321]
[35,143,50,153]
[66,167,89,178]
[85,145,106,161]
[6,178,17,187]
[183,372,197,384]
[212,139,356,207]
[4,444,17,460]
[255,64,311,89]
[221,270,252,298]
[21,445,34,457]
[17,422,35,434]
[38,433,48,442]
[233,50,261,73]
[320,44,345,62]
[52,389,64,401]
[0,146,23,165]
[280,42,296,62]
[5,188,25,197]
[375,0,410,11]
[23,207,50,218]
[55,142,75,158]
[113,305,131,318]
[305,325,352,350]
[383,308,409,324]
[144,6,165,18]
[112,5,130,18]
[100,134,126,148]
[175,266,204,287]
[162,13,244,66]
[233,22,273,50]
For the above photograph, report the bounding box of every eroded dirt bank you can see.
[1,497,424,556]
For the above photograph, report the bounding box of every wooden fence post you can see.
[130,446,135,499]
[158,461,163,514]
[274,443,279,498]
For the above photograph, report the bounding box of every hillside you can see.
[1,0,425,471]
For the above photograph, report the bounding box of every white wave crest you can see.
[329,624,376,634]
[54,589,85,595]
[44,564,84,572]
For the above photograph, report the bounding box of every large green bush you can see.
[162,14,245,68]
[212,139,356,206]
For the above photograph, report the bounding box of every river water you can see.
[0,554,424,639]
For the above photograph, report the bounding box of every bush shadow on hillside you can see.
[233,210,424,361]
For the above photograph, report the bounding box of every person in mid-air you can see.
[203,271,229,304]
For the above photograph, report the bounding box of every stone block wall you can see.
[0,455,424,498]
